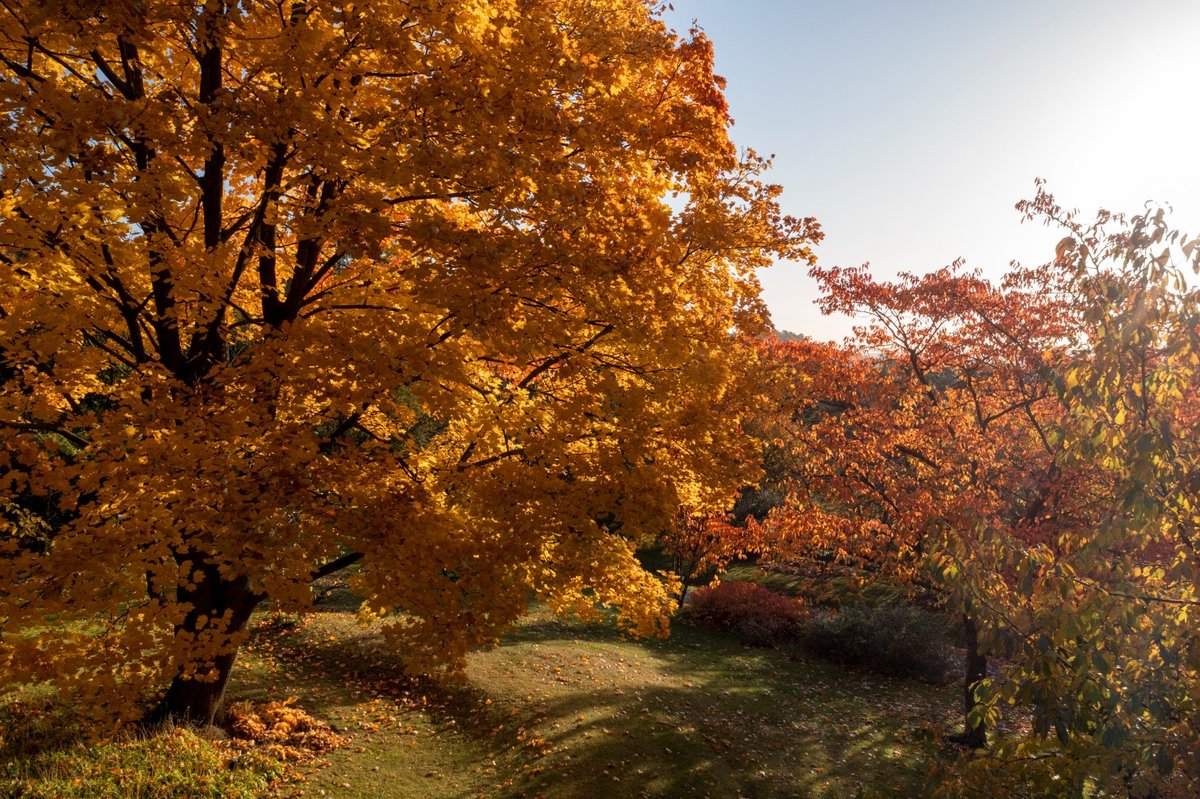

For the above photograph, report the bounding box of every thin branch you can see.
[1,420,88,449]
[89,49,133,98]
[457,448,527,472]
[311,551,364,581]
[517,324,614,391]
[383,187,493,205]
[83,329,138,368]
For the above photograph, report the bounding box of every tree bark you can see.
[145,561,262,727]
[677,581,691,609]
[961,612,988,748]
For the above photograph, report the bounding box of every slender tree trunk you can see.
[961,612,988,748]
[677,581,691,609]
[671,551,692,608]
[146,561,262,727]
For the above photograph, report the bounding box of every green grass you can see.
[226,579,958,798]
[1,719,281,799]
[3,575,959,798]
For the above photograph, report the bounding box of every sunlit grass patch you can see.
[1,724,282,799]
[3,575,959,799]
[244,592,959,799]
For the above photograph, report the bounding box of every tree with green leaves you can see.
[935,189,1200,797]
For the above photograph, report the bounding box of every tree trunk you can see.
[961,612,988,749]
[146,561,262,727]
[677,581,691,608]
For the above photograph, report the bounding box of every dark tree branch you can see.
[517,324,614,391]
[282,178,342,321]
[1,420,88,449]
[197,2,226,252]
[196,140,290,371]
[311,551,364,581]
[893,443,940,470]
[89,49,133,98]
[457,448,527,472]
[383,187,493,205]
[83,328,138,368]
[256,142,292,327]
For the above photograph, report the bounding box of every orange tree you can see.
[657,506,760,607]
[0,0,817,725]
[767,188,1200,795]
[761,251,1090,748]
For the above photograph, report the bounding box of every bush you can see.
[687,581,808,647]
[794,604,954,682]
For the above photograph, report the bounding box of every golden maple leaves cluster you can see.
[0,0,816,717]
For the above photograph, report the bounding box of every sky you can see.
[662,0,1200,341]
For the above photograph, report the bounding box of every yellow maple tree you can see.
[0,0,817,724]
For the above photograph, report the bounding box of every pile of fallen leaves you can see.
[225,698,346,762]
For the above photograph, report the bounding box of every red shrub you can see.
[686,581,807,647]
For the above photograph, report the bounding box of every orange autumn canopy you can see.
[0,0,816,723]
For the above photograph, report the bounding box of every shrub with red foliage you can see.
[686,581,807,647]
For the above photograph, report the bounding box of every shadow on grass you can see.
[235,606,949,798]
[0,690,89,761]
[495,618,943,798]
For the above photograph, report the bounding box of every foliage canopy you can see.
[0,0,815,723]
[764,185,1200,795]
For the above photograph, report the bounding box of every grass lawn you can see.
[2,572,960,798]
[222,576,959,799]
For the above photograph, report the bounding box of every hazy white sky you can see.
[664,0,1200,341]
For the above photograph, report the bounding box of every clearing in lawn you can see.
[224,575,958,799]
